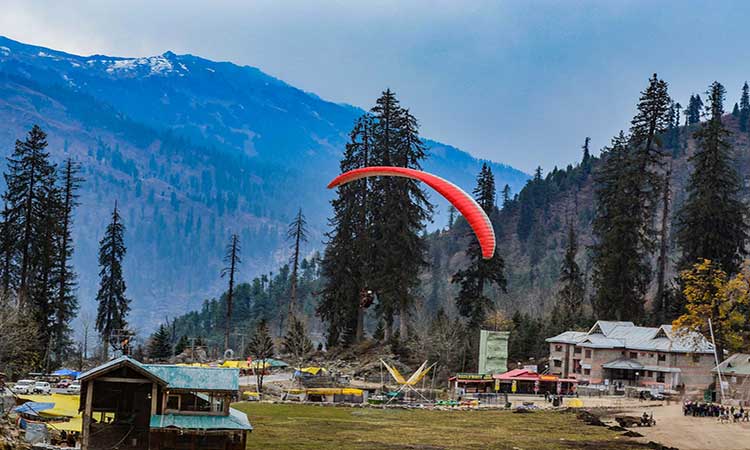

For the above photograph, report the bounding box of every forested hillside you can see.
[426,84,750,325]
[0,36,528,331]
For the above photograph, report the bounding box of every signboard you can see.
[457,373,493,381]
[511,380,517,393]
[524,365,538,373]
[533,380,540,394]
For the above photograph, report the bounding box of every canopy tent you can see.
[14,402,54,416]
[295,367,327,376]
[52,368,79,378]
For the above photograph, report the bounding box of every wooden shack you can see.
[77,356,251,450]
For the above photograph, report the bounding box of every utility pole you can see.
[709,319,725,403]
[232,332,247,359]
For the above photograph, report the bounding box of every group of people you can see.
[683,401,750,423]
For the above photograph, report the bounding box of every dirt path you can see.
[619,403,750,450]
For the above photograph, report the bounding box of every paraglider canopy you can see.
[327,166,496,259]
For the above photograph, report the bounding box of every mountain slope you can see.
[0,36,529,331]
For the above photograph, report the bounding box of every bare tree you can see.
[221,234,241,352]
[287,209,308,317]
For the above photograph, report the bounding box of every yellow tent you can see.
[297,367,327,375]
[18,393,82,432]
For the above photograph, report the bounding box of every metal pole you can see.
[708,318,725,403]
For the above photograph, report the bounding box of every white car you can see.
[33,381,51,394]
[11,379,35,394]
[67,381,81,394]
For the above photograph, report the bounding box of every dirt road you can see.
[620,403,750,450]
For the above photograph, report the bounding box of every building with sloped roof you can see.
[713,353,750,401]
[546,321,715,391]
[77,356,251,450]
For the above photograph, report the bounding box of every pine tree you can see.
[50,159,82,365]
[246,320,274,393]
[677,81,748,276]
[175,334,189,355]
[221,234,241,351]
[287,208,308,316]
[95,203,130,354]
[368,90,432,340]
[732,103,740,117]
[591,132,651,320]
[447,205,456,229]
[553,221,585,330]
[501,184,512,209]
[740,82,750,132]
[2,125,57,305]
[148,324,172,360]
[452,165,506,328]
[319,115,373,346]
[687,94,704,124]
[580,137,592,178]
[282,315,313,368]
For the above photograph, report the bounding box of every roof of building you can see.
[150,408,252,431]
[713,353,750,376]
[602,358,644,371]
[144,364,239,391]
[546,331,588,344]
[78,356,239,391]
[545,321,714,354]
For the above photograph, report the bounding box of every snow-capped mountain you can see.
[0,35,528,330]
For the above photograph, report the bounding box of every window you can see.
[658,354,666,362]
[692,354,701,363]
[649,353,654,358]
[574,347,582,354]
[166,395,180,411]
[554,360,562,368]
[583,368,591,375]
[573,359,581,374]
[645,371,651,378]
[657,372,665,383]
[555,345,563,352]
[629,352,638,359]
[585,349,592,358]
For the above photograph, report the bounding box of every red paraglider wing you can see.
[327,166,495,259]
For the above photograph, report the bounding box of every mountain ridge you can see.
[0,35,529,332]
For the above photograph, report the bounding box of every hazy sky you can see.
[3,0,750,172]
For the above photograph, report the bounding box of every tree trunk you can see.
[399,302,408,339]
[355,307,365,342]
[655,166,671,323]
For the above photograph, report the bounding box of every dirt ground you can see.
[617,403,750,450]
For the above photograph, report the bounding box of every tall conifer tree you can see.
[452,164,506,329]
[677,81,748,276]
[740,82,750,132]
[95,203,130,353]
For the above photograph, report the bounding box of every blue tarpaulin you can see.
[14,402,54,416]
[52,368,79,378]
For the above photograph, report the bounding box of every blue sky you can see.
[3,0,750,172]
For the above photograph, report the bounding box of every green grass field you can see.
[234,403,647,450]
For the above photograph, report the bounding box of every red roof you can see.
[494,369,542,381]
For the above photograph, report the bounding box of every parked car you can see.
[11,379,35,394]
[66,381,81,395]
[33,381,51,394]
[56,379,72,389]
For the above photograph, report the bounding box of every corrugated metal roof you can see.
[150,408,252,431]
[144,364,239,391]
[602,358,644,370]
[78,356,167,384]
[545,331,587,344]
[546,322,714,354]
[713,353,750,375]
[79,357,239,391]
